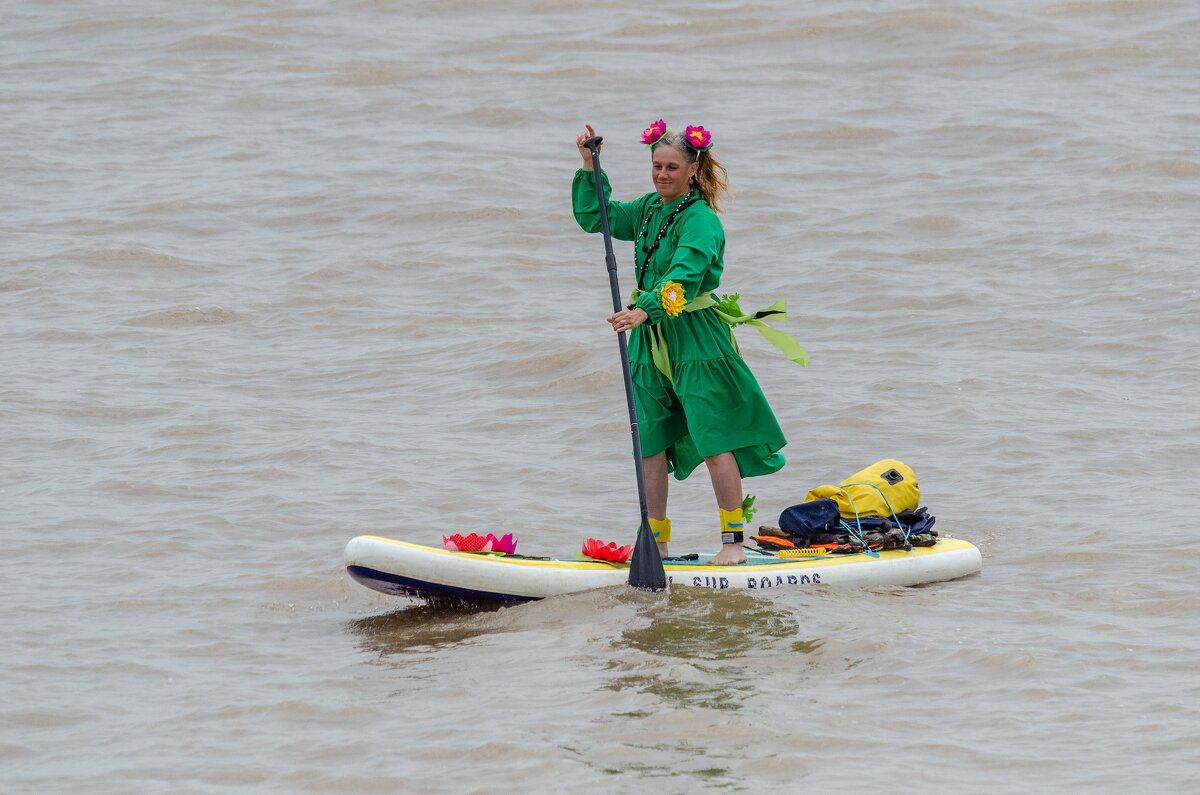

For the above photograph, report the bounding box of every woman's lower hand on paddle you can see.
[576,124,600,170]
[608,307,648,334]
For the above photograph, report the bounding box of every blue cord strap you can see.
[840,481,911,543]
[837,492,879,557]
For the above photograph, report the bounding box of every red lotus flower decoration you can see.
[684,124,712,151]
[581,537,633,563]
[442,532,517,554]
[641,119,668,146]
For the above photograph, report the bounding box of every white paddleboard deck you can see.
[344,535,982,603]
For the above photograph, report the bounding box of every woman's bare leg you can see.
[705,452,746,565]
[644,452,669,555]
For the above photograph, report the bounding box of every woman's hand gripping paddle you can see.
[582,133,667,592]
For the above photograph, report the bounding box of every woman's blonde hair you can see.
[653,131,730,213]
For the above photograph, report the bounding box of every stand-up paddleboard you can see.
[344,535,982,604]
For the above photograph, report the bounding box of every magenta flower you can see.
[487,533,518,554]
[641,119,668,146]
[684,125,712,151]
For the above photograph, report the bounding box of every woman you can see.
[572,120,787,566]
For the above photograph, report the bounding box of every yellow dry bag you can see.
[804,459,920,519]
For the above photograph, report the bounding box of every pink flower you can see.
[487,533,518,554]
[641,119,668,146]
[442,532,518,554]
[684,124,712,150]
[582,537,633,563]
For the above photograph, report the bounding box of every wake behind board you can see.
[344,535,982,604]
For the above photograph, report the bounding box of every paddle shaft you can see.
[582,136,666,591]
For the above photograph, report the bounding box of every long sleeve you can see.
[572,169,643,241]
[634,210,725,324]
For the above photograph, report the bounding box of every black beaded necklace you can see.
[636,189,699,288]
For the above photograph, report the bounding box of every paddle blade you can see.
[627,521,667,591]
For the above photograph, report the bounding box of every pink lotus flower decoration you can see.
[684,124,712,151]
[442,532,517,554]
[581,537,633,563]
[641,119,668,146]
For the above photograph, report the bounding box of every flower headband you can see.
[640,119,714,153]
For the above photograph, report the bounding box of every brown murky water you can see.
[4,1,1198,791]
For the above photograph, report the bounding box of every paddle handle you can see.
[582,138,623,313]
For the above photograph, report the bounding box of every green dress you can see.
[572,168,786,481]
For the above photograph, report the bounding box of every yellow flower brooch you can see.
[660,282,686,316]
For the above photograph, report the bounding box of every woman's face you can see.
[651,145,697,202]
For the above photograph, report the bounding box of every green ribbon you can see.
[631,289,810,382]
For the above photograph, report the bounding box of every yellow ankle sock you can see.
[648,517,671,543]
[719,507,744,545]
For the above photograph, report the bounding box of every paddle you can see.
[582,134,667,592]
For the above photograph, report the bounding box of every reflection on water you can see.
[603,662,754,712]
[346,602,508,658]
[619,587,810,660]
[606,587,826,711]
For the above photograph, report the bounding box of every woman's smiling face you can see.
[651,145,697,203]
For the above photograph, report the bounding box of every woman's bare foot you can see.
[708,543,746,565]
